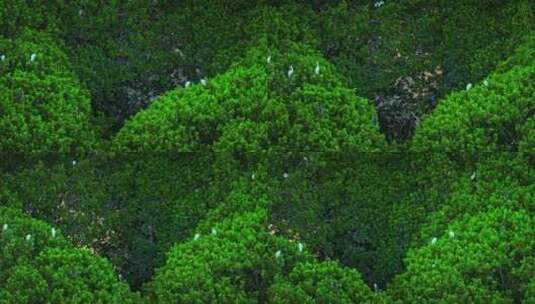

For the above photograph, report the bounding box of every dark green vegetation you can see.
[0,0,534,303]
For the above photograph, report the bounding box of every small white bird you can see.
[211,228,217,235]
[193,233,200,241]
[431,237,437,245]
[283,173,289,179]
[288,65,294,79]
[0,55,5,61]
[470,172,476,181]
[483,79,489,87]
[51,228,57,238]
[466,83,473,90]
[314,62,320,75]
[2,224,7,231]
[275,250,282,259]
[251,173,255,180]
[374,0,385,7]
[200,78,207,86]
[185,81,191,88]
[72,160,77,166]
[448,230,455,239]
[373,283,379,292]
[267,56,271,64]
[78,9,83,16]
[30,53,36,62]
[26,234,32,241]
[298,242,304,253]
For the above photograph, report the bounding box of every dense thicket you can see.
[0,0,534,303]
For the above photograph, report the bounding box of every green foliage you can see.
[0,206,139,303]
[268,261,376,303]
[0,207,69,280]
[411,60,534,157]
[0,1,63,37]
[0,2,533,303]
[0,30,96,154]
[148,207,314,303]
[114,42,384,154]
[388,208,535,303]
[415,154,534,246]
[2,248,140,304]
[3,159,110,249]
[0,29,73,78]
[105,154,221,289]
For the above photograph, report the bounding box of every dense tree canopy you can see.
[0,0,534,303]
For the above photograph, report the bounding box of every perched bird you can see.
[30,53,36,62]
[314,62,320,75]
[470,172,476,181]
[298,242,304,253]
[185,81,191,88]
[0,55,5,61]
[78,9,83,16]
[51,228,57,238]
[373,283,379,292]
[448,230,455,239]
[2,224,7,231]
[483,79,489,87]
[251,173,255,180]
[466,83,473,90]
[431,237,437,245]
[193,233,200,241]
[267,56,271,64]
[200,78,207,86]
[26,234,32,241]
[275,250,282,259]
[72,160,77,166]
[283,173,289,179]
[211,228,217,235]
[374,0,385,7]
[288,65,294,79]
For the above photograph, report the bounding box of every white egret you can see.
[314,62,320,75]
[30,53,36,62]
[288,65,294,79]
[448,230,455,239]
[2,224,7,231]
[267,56,271,64]
[26,234,32,241]
[193,233,200,241]
[466,83,472,90]
[1,55,5,61]
[51,228,57,238]
[200,78,207,86]
[470,172,476,181]
[298,242,304,253]
[211,228,217,235]
[283,173,288,179]
[275,250,282,259]
[483,79,489,87]
[185,81,191,88]
[431,237,437,245]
